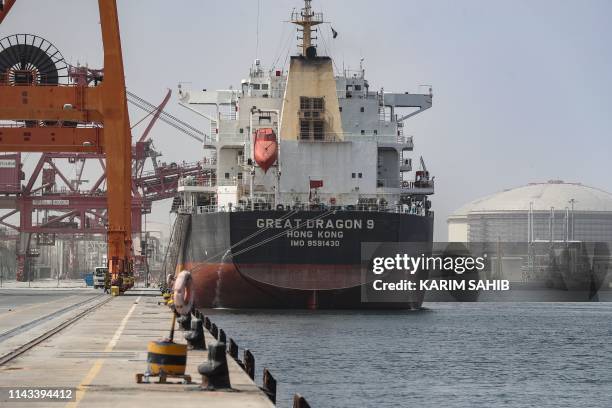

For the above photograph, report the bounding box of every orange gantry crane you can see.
[0,0,134,291]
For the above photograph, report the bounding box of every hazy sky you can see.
[2,0,611,240]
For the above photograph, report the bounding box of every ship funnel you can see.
[305,46,317,59]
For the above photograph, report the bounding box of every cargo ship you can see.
[168,0,435,308]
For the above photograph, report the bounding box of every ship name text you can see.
[256,218,374,230]
[256,218,374,247]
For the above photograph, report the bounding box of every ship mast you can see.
[291,0,324,56]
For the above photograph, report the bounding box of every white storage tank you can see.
[448,181,612,243]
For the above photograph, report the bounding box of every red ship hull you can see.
[172,210,433,309]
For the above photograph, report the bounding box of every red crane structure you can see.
[0,0,197,290]
[0,85,206,282]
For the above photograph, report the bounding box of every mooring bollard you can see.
[177,312,191,331]
[228,338,245,369]
[198,341,231,390]
[184,318,206,350]
[244,349,255,380]
[204,316,211,330]
[228,338,239,360]
[219,328,226,343]
[262,368,277,404]
[211,323,219,339]
[137,340,191,384]
[293,394,311,408]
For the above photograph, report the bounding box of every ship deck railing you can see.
[211,132,413,145]
[178,204,430,217]
[211,134,248,145]
[336,89,377,100]
[400,180,435,195]
[293,134,412,144]
[178,176,217,188]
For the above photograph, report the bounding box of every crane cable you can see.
[126,91,206,143]
[127,96,204,143]
[127,91,204,135]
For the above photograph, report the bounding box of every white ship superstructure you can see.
[176,0,434,216]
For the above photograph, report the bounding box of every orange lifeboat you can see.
[253,128,278,172]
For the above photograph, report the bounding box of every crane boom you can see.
[137,89,172,143]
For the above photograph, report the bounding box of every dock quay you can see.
[0,287,278,408]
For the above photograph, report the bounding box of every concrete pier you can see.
[0,288,274,408]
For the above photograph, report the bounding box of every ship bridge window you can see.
[299,97,326,140]
[300,120,310,140]
[261,84,269,90]
[300,120,325,140]
[300,96,324,110]
[360,107,365,113]
[313,121,324,140]
[252,83,261,90]
[355,85,362,91]
[303,111,321,118]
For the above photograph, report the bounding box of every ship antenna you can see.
[291,0,324,56]
[255,0,261,59]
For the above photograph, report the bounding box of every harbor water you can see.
[205,302,612,408]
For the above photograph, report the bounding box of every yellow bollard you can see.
[110,286,120,296]
[146,340,188,377]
